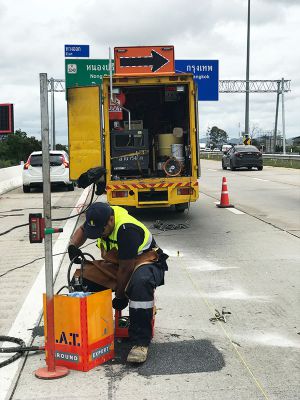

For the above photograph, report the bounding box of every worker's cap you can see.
[83,203,113,239]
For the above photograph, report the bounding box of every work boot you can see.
[127,345,148,363]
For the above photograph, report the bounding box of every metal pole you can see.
[245,0,250,136]
[41,73,55,370]
[273,81,280,153]
[281,78,286,154]
[109,47,113,102]
[50,78,56,150]
[35,74,68,379]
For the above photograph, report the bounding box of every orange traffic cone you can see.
[217,177,234,208]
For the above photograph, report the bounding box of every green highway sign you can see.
[65,59,115,88]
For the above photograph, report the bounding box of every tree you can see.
[0,129,67,167]
[209,126,228,148]
[56,143,68,152]
[0,130,42,164]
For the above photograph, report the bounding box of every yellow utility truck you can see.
[67,46,200,212]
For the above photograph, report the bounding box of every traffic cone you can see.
[217,177,234,208]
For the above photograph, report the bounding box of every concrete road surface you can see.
[1,161,299,400]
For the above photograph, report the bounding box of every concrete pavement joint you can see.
[181,264,271,400]
[205,191,300,239]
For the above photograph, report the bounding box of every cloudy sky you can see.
[0,0,299,145]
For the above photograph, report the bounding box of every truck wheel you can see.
[222,160,227,170]
[175,203,188,213]
[67,183,75,191]
[230,161,235,171]
[257,166,263,171]
[23,185,30,193]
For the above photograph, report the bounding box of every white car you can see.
[22,150,74,193]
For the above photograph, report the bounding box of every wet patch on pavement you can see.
[108,338,225,376]
[29,325,44,338]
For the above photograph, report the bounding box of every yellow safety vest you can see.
[97,206,152,255]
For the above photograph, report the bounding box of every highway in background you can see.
[1,161,299,400]
[200,159,300,238]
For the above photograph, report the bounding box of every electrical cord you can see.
[0,205,77,216]
[0,240,97,278]
[0,336,44,368]
[64,252,95,294]
[0,222,30,237]
[0,184,96,237]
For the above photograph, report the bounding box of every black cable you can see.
[0,214,24,218]
[0,183,96,237]
[0,241,97,278]
[0,336,44,368]
[0,222,29,237]
[52,183,96,222]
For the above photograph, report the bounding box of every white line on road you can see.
[226,208,245,215]
[214,201,245,214]
[252,178,269,182]
[0,187,90,400]
[207,169,218,171]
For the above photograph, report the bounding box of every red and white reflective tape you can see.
[106,181,199,191]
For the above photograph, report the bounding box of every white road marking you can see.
[252,178,269,182]
[207,169,218,171]
[214,201,245,214]
[227,208,245,215]
[0,188,90,400]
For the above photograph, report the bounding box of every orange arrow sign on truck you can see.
[114,46,175,75]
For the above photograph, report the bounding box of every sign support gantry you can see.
[48,79,291,94]
[219,79,291,93]
[47,78,291,154]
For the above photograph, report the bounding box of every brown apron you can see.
[74,248,158,291]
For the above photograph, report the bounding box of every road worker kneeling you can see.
[68,202,168,363]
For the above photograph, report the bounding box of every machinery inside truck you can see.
[109,83,192,181]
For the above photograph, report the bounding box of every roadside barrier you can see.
[0,165,22,195]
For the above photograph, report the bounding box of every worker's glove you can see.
[112,297,128,310]
[68,244,84,264]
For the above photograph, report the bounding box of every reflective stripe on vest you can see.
[97,206,152,255]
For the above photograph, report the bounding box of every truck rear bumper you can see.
[106,179,199,208]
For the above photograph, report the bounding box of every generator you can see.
[111,129,149,174]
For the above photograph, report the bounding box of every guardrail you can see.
[200,151,300,169]
[262,153,300,160]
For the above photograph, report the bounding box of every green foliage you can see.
[0,130,42,166]
[56,143,68,152]
[208,126,228,147]
[0,130,67,168]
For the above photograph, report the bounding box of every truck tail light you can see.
[235,152,241,157]
[112,191,128,198]
[177,188,193,195]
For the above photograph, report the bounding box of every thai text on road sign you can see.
[175,60,219,101]
[65,59,114,89]
[114,46,175,75]
[65,45,90,58]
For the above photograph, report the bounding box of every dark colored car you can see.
[222,145,263,171]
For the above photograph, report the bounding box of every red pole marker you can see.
[216,177,234,208]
